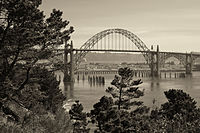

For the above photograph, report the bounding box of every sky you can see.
[40,0,200,52]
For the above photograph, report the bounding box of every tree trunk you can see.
[118,87,122,110]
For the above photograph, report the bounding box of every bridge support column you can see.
[70,41,75,82]
[63,40,75,82]
[63,39,70,82]
[156,45,160,77]
[185,53,193,75]
[150,46,155,78]
[150,45,160,78]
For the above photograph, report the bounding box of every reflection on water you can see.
[88,75,105,87]
[63,82,74,100]
[56,71,200,112]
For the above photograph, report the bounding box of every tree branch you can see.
[16,51,43,91]
[0,46,20,83]
[0,17,11,50]
[18,67,31,91]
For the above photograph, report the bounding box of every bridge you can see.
[58,28,200,82]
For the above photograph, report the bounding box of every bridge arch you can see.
[160,54,186,66]
[193,56,200,64]
[74,28,151,69]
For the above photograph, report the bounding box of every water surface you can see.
[56,71,200,112]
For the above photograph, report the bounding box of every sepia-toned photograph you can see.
[1,0,200,132]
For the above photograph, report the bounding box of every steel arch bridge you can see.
[62,28,200,82]
[74,28,151,70]
[74,28,199,69]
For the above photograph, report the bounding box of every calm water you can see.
[56,71,200,112]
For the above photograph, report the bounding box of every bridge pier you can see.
[150,45,154,77]
[185,53,193,75]
[63,40,75,82]
[150,45,160,78]
[156,45,160,77]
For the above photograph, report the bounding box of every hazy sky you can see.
[40,0,200,52]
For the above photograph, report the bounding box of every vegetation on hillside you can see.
[0,0,73,132]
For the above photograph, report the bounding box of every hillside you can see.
[83,52,200,64]
[84,52,146,64]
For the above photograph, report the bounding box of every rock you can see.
[3,99,30,123]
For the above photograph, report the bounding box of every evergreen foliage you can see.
[106,67,145,110]
[88,68,200,132]
[90,67,149,132]
[69,100,90,133]
[0,0,74,93]
[30,67,66,113]
[149,89,200,132]
[160,89,198,121]
[0,0,74,132]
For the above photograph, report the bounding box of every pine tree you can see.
[0,0,74,131]
[160,89,199,121]
[90,67,149,132]
[0,0,74,91]
[106,67,145,110]
[69,100,90,133]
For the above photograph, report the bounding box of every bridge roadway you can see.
[58,48,200,56]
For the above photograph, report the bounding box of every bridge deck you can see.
[57,48,200,56]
